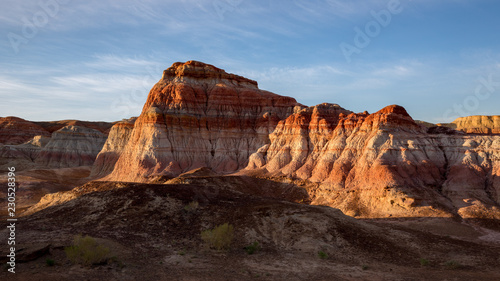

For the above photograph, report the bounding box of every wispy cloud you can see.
[84,54,158,71]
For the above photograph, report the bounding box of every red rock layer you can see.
[95,61,301,182]
[0,117,50,145]
[245,104,500,219]
[34,120,115,134]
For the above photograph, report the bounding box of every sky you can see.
[1,0,499,123]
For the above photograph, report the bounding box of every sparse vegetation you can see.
[362,264,369,270]
[419,258,430,266]
[108,256,125,268]
[318,251,328,259]
[178,249,186,256]
[184,201,199,212]
[201,223,234,251]
[46,258,55,266]
[64,235,110,266]
[444,260,462,269]
[244,242,260,255]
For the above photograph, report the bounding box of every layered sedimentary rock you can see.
[36,125,107,168]
[91,118,136,178]
[34,120,114,134]
[247,103,353,175]
[0,117,50,145]
[95,61,300,182]
[0,135,52,170]
[245,104,500,218]
[0,119,111,170]
[14,135,52,160]
[451,115,500,134]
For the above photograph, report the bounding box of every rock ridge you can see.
[94,61,301,182]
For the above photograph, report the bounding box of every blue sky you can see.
[1,0,499,123]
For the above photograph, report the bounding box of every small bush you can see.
[64,235,110,266]
[109,256,125,268]
[419,258,430,266]
[318,251,328,259]
[46,259,55,266]
[244,242,260,255]
[361,264,369,270]
[444,260,462,269]
[201,223,234,251]
[184,201,199,212]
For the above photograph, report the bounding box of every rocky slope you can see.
[1,135,51,160]
[8,181,500,280]
[94,61,301,182]
[91,118,136,178]
[34,119,115,134]
[0,117,51,145]
[35,125,107,168]
[244,104,500,219]
[451,115,500,134]
[0,118,112,170]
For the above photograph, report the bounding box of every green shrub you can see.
[419,258,430,266]
[46,259,55,266]
[318,251,328,259]
[361,264,369,270]
[244,242,260,255]
[184,201,199,212]
[201,223,234,251]
[444,260,462,269]
[64,235,110,266]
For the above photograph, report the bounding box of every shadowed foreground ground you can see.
[1,180,500,281]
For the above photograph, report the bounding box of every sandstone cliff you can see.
[94,61,301,181]
[244,104,500,219]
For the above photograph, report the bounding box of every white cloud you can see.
[371,65,413,77]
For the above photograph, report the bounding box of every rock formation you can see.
[244,104,500,219]
[91,118,136,178]
[0,134,52,170]
[35,125,107,168]
[94,61,300,182]
[34,120,115,134]
[0,120,110,170]
[0,117,50,145]
[451,115,500,134]
[4,60,499,222]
